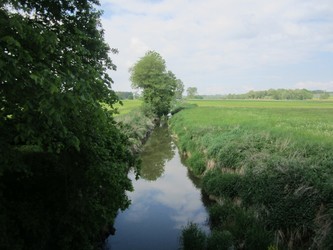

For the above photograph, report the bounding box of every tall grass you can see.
[172,100,333,249]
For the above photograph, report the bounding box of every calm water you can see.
[105,126,209,250]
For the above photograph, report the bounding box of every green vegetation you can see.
[0,1,137,249]
[180,223,207,250]
[225,88,313,100]
[115,108,155,154]
[192,89,333,100]
[171,100,333,249]
[188,99,333,109]
[186,87,198,99]
[129,51,180,117]
[115,99,143,115]
[116,91,134,100]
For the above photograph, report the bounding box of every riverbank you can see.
[115,109,156,154]
[170,100,333,249]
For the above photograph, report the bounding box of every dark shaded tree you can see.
[0,1,135,249]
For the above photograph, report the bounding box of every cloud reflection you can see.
[124,142,209,230]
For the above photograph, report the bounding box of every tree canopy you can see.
[186,87,198,99]
[0,1,135,249]
[130,51,178,117]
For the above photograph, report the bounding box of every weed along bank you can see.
[170,100,333,250]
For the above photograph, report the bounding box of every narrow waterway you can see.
[105,125,210,250]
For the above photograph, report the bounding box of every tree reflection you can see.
[140,126,175,181]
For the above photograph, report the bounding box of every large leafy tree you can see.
[0,1,135,249]
[130,51,177,117]
[186,87,198,99]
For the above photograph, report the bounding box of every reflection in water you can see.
[106,126,209,250]
[139,126,175,181]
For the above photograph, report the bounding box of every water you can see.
[105,126,209,250]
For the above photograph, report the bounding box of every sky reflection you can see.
[107,127,209,250]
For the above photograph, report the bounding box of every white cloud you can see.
[100,0,333,94]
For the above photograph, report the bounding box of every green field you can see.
[171,100,333,249]
[179,100,333,143]
[116,99,142,115]
[102,99,142,115]
[188,99,333,109]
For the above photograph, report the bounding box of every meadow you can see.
[115,99,142,115]
[171,99,333,249]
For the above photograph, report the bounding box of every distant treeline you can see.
[227,89,313,100]
[116,91,134,100]
[118,89,332,100]
[200,89,331,100]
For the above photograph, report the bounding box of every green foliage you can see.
[180,223,207,250]
[170,100,333,249]
[116,91,134,100]
[208,203,273,250]
[187,152,206,176]
[115,109,155,154]
[175,79,185,100]
[225,88,314,100]
[202,170,241,199]
[206,230,233,250]
[319,92,330,99]
[186,87,198,99]
[170,102,198,115]
[129,51,178,117]
[0,1,136,249]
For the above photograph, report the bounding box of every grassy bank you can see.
[171,100,333,249]
[115,109,155,154]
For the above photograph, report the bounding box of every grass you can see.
[174,101,333,143]
[172,100,333,250]
[187,99,333,109]
[101,99,142,116]
[115,99,142,115]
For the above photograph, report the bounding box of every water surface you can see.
[106,126,209,250]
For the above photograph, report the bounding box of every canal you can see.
[105,125,210,249]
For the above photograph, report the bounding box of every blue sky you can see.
[99,0,333,95]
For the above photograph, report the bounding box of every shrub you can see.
[202,170,242,199]
[180,223,207,250]
[206,230,234,250]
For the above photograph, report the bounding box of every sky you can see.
[99,0,333,95]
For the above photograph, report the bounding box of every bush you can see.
[206,230,233,250]
[208,203,273,249]
[180,223,207,250]
[202,170,242,199]
[116,109,155,153]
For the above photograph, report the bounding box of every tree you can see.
[319,92,330,99]
[130,51,177,117]
[175,79,185,100]
[0,1,135,249]
[187,87,198,99]
[117,91,134,100]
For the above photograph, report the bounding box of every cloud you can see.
[100,0,333,94]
